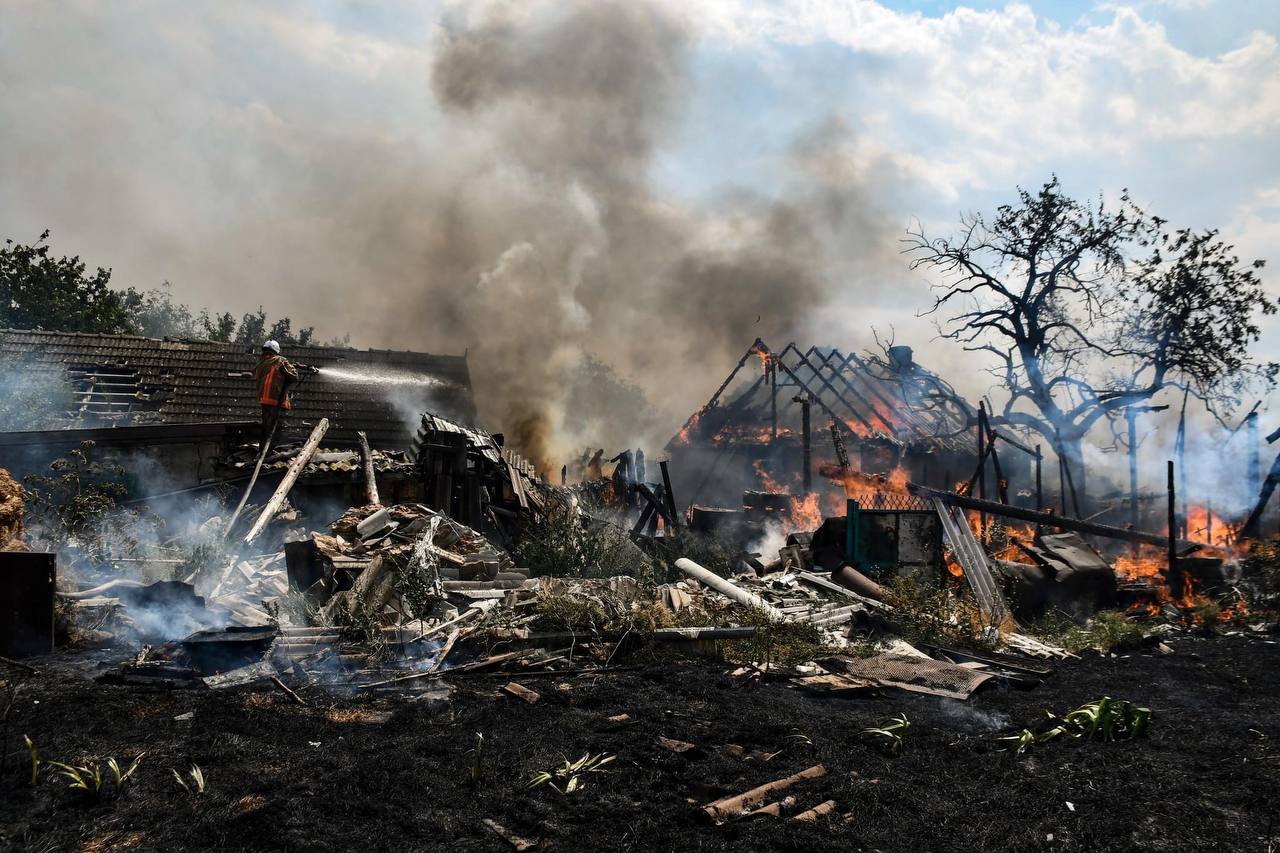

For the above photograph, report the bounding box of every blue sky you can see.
[654,0,1280,274]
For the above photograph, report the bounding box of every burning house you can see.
[668,339,985,506]
[665,338,1021,545]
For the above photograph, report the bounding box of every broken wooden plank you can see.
[243,418,330,545]
[793,800,838,822]
[271,675,307,706]
[356,430,380,506]
[482,818,538,851]
[702,764,827,823]
[792,673,875,696]
[502,682,541,704]
[914,484,1202,552]
[656,735,700,754]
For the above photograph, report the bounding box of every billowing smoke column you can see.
[0,0,907,471]
[407,0,900,470]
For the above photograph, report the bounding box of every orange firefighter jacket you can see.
[254,354,300,409]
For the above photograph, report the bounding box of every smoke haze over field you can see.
[3,0,1278,484]
[0,0,912,467]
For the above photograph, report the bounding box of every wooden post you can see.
[845,499,860,565]
[1058,451,1067,518]
[1127,408,1139,533]
[1248,411,1260,498]
[356,430,380,507]
[1034,444,1043,512]
[977,403,987,540]
[769,358,778,441]
[243,418,329,545]
[659,460,680,530]
[799,395,812,493]
[1175,391,1189,538]
[1167,460,1181,599]
[1062,455,1081,519]
[986,422,1008,504]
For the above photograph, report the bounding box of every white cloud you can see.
[681,1,1280,157]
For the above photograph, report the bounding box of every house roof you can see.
[0,330,476,449]
[671,338,974,453]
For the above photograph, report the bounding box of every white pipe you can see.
[674,558,786,622]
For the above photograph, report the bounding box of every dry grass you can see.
[79,831,146,852]
[237,794,267,813]
[243,693,276,710]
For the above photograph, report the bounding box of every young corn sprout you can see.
[998,697,1152,754]
[526,753,616,795]
[996,728,1038,756]
[172,764,207,795]
[48,761,105,797]
[23,735,40,786]
[48,753,145,798]
[786,730,814,748]
[467,733,485,787]
[862,714,911,756]
[106,754,146,794]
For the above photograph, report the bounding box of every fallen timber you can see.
[909,484,1203,553]
[244,417,330,545]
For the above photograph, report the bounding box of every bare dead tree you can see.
[908,177,1275,506]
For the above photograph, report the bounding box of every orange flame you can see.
[748,342,771,373]
[751,460,822,533]
[1184,504,1237,549]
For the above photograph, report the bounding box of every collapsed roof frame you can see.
[675,338,973,448]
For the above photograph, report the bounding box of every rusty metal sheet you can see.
[1036,532,1112,573]
[832,652,992,700]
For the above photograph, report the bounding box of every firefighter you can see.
[254,340,299,446]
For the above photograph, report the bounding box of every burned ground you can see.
[3,633,1277,852]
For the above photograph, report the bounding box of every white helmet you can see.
[262,340,281,354]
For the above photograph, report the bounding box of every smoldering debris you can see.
[7,358,1280,851]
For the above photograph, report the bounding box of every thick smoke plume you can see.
[0,0,908,468]
[414,0,901,468]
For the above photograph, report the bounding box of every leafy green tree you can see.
[198,310,237,342]
[234,308,267,345]
[3,230,323,347]
[267,316,315,346]
[0,230,132,333]
[122,283,199,338]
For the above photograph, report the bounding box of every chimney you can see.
[887,345,914,373]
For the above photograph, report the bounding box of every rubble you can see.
[15,348,1279,853]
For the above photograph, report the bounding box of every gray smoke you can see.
[415,0,902,468]
[0,0,909,469]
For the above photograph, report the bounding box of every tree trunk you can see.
[1058,434,1088,516]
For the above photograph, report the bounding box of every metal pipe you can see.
[674,558,785,622]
